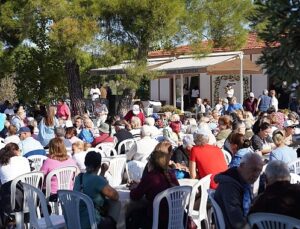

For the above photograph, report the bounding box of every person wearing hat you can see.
[243,92,258,115]
[73,151,120,229]
[124,104,145,125]
[257,89,272,113]
[92,122,114,147]
[283,120,298,146]
[18,126,45,157]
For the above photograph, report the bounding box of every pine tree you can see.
[251,0,300,86]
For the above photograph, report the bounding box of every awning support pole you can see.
[180,74,184,112]
[239,53,244,103]
[173,75,176,107]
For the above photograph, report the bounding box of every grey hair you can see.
[54,127,66,137]
[265,160,291,182]
[141,125,152,137]
[194,133,209,146]
[186,125,198,134]
[144,117,155,126]
[240,152,262,165]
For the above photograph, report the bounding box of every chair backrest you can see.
[221,149,232,165]
[97,143,117,157]
[10,172,44,212]
[252,163,267,197]
[24,149,46,158]
[188,174,211,221]
[288,158,300,175]
[58,190,97,229]
[208,190,225,229]
[117,138,136,155]
[22,183,58,228]
[126,160,146,183]
[107,157,127,187]
[152,186,192,229]
[27,155,48,171]
[290,173,300,184]
[86,147,106,158]
[248,213,300,229]
[45,166,77,197]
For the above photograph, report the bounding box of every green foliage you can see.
[160,105,182,114]
[250,0,300,85]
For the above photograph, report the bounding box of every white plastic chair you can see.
[86,147,106,157]
[97,143,117,157]
[117,138,136,155]
[152,186,192,229]
[248,213,300,229]
[221,149,232,165]
[22,183,65,229]
[288,158,300,175]
[10,172,44,229]
[126,160,146,183]
[58,190,97,229]
[208,190,225,229]
[45,166,77,214]
[27,155,48,171]
[188,174,211,229]
[107,157,127,187]
[290,173,300,184]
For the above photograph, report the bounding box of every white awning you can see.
[154,51,241,71]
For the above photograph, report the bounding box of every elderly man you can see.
[249,160,300,219]
[127,125,158,162]
[214,153,264,229]
[189,130,227,189]
[54,126,72,149]
[18,126,45,157]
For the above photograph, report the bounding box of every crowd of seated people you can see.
[0,95,299,228]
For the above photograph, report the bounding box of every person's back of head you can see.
[55,126,66,138]
[238,153,263,184]
[141,125,152,138]
[265,160,290,185]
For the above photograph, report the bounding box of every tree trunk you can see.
[65,59,85,116]
[116,88,135,118]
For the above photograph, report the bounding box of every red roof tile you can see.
[148,33,266,58]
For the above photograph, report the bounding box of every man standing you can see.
[249,160,300,219]
[257,89,272,113]
[214,153,263,229]
[90,85,101,102]
[243,92,257,115]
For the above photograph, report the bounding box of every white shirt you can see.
[90,88,101,101]
[191,89,199,98]
[226,88,234,98]
[19,136,44,156]
[271,96,278,111]
[0,156,31,184]
[127,137,158,162]
[4,135,20,144]
[73,151,88,172]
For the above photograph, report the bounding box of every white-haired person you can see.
[249,160,300,219]
[214,153,263,229]
[270,129,297,164]
[78,118,95,144]
[257,89,272,113]
[129,116,142,139]
[144,117,160,136]
[189,130,227,189]
[127,125,158,162]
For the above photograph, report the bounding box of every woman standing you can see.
[38,105,58,147]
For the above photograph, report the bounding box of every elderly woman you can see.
[270,130,297,164]
[78,118,95,144]
[189,131,227,189]
[73,151,120,229]
[40,137,77,195]
[129,116,142,139]
[129,141,179,229]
